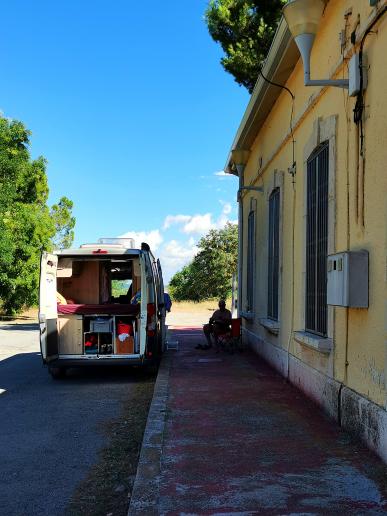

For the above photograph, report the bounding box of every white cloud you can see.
[182,213,213,235]
[163,240,198,262]
[163,214,192,230]
[163,202,236,240]
[163,212,213,235]
[214,201,235,230]
[118,230,163,251]
[158,239,198,283]
[124,202,238,283]
[214,170,234,181]
[220,201,232,215]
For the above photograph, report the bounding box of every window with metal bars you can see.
[268,188,280,320]
[305,142,329,336]
[246,210,255,311]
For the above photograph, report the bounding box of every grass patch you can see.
[66,378,155,516]
[0,306,38,322]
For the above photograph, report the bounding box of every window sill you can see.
[293,331,332,354]
[259,318,280,335]
[240,311,255,321]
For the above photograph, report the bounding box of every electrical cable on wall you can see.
[259,68,296,171]
[353,6,387,227]
[353,5,387,156]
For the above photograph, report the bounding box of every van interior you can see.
[56,257,141,356]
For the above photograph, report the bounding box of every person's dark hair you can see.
[141,242,150,251]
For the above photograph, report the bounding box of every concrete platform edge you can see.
[128,354,171,515]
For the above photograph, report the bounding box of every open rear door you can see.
[139,252,148,356]
[157,259,166,352]
[39,252,59,363]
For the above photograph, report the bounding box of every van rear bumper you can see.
[47,356,152,368]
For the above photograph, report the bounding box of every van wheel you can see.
[49,366,66,379]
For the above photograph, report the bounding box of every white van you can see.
[39,238,166,378]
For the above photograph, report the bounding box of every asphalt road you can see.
[0,323,150,516]
[0,322,39,361]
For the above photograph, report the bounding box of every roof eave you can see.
[225,17,299,174]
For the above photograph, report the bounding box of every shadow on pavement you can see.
[64,365,156,384]
[0,323,39,331]
[0,349,154,516]
[0,351,155,391]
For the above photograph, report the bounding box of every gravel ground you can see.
[66,379,154,516]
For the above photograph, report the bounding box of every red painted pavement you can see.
[158,328,387,515]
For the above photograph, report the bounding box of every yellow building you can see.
[226,0,387,462]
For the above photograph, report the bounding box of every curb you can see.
[128,353,172,515]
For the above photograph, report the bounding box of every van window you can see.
[110,259,137,303]
[112,279,132,298]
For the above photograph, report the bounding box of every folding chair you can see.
[216,318,242,353]
[229,318,243,353]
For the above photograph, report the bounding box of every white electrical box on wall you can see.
[348,53,367,97]
[327,250,369,308]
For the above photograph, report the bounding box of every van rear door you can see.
[157,259,166,351]
[39,252,58,363]
[139,253,148,356]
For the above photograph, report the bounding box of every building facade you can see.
[226,0,387,461]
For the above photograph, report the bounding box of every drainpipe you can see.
[231,148,251,317]
[237,167,244,316]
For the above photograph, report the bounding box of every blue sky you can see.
[0,1,249,281]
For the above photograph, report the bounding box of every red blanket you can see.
[57,304,140,316]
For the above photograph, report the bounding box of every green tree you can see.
[50,196,76,249]
[169,223,238,301]
[205,0,286,93]
[168,265,189,302]
[0,116,75,314]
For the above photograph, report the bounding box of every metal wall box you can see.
[348,53,367,97]
[327,251,369,308]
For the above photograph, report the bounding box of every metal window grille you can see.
[246,211,255,311]
[268,188,280,320]
[305,143,329,336]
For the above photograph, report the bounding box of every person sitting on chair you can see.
[197,299,231,350]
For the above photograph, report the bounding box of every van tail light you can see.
[147,303,156,336]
